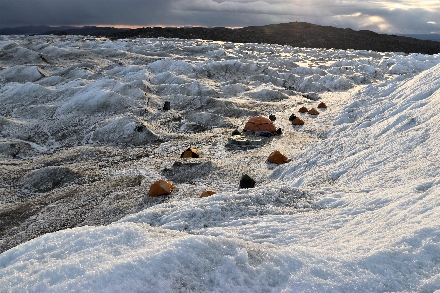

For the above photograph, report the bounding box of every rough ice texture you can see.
[1,34,440,292]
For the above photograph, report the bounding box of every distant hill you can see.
[109,22,440,55]
[0,25,130,36]
[43,26,130,36]
[0,25,75,35]
[399,34,440,42]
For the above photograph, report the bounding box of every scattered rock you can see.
[318,102,327,109]
[299,106,308,113]
[268,150,291,164]
[200,190,216,198]
[181,147,199,158]
[308,108,320,115]
[292,117,305,125]
[289,114,297,121]
[240,174,255,189]
[149,180,174,197]
[231,129,241,136]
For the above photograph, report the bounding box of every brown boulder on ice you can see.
[317,102,327,109]
[308,108,319,115]
[291,117,305,125]
[268,150,291,164]
[298,106,308,113]
[149,180,174,196]
[200,190,216,198]
[181,147,199,158]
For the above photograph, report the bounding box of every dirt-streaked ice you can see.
[1,34,440,292]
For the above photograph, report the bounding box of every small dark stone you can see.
[259,132,271,137]
[134,124,144,132]
[232,129,241,136]
[240,174,255,189]
[163,101,171,111]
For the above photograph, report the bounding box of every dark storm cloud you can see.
[1,0,439,34]
[0,0,176,27]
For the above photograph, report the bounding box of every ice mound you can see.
[0,66,44,82]
[388,63,412,74]
[105,65,146,80]
[21,166,82,193]
[0,45,42,65]
[87,116,158,146]
[155,81,217,97]
[0,82,55,108]
[51,66,91,80]
[0,141,35,158]
[0,116,25,134]
[203,60,260,81]
[220,83,249,96]
[150,71,191,85]
[244,87,290,101]
[55,80,136,117]
[38,44,76,58]
[162,161,218,183]
[148,58,195,75]
[184,111,230,128]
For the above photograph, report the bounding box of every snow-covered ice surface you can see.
[1,34,440,292]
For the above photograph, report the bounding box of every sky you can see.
[0,0,439,34]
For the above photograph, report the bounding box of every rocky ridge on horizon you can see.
[0,25,130,36]
[109,22,440,55]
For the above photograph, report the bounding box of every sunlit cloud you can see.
[362,16,395,33]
